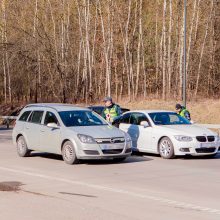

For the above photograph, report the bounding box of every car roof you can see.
[88,105,129,110]
[25,103,90,112]
[88,106,104,108]
[124,110,176,114]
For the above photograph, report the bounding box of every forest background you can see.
[0,0,219,123]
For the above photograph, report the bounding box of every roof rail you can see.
[25,104,60,111]
[24,103,84,111]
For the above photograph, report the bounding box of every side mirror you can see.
[47,123,59,128]
[140,121,149,128]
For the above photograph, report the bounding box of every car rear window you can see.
[19,111,31,121]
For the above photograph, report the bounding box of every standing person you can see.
[175,103,191,121]
[102,97,122,126]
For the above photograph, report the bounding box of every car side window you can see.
[130,114,138,125]
[120,113,131,124]
[19,111,31,121]
[44,111,58,125]
[170,114,179,123]
[28,111,44,124]
[131,113,148,125]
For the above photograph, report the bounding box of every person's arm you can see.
[115,105,122,116]
[184,111,191,121]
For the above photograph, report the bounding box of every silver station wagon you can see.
[12,104,132,164]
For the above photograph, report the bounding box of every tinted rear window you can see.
[19,111,31,121]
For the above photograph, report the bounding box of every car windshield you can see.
[59,110,108,127]
[149,112,191,125]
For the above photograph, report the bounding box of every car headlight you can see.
[174,135,193,142]
[77,134,96,144]
[124,132,132,142]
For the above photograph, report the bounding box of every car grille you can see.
[196,136,207,142]
[195,147,216,153]
[102,149,123,154]
[95,137,125,144]
[207,136,215,142]
[84,150,100,155]
[196,136,215,142]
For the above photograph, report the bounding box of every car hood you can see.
[67,125,125,139]
[156,124,216,137]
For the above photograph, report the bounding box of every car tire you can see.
[62,141,79,165]
[158,137,175,159]
[16,136,31,157]
[113,157,127,163]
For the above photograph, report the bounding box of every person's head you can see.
[103,96,113,107]
[175,103,182,113]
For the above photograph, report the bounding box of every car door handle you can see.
[26,127,29,130]
[40,130,45,132]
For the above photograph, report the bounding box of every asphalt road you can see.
[0,128,220,220]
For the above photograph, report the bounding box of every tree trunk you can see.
[135,0,142,98]
[167,0,172,97]
[194,0,214,97]
[162,0,167,100]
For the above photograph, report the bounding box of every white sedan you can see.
[119,110,220,159]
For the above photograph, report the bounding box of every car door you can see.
[40,111,61,154]
[120,112,153,152]
[25,110,44,150]
[119,112,132,133]
[127,113,154,152]
[120,112,139,149]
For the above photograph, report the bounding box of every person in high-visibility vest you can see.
[102,97,122,125]
[175,103,191,121]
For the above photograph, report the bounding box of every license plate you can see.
[101,144,124,150]
[199,143,217,148]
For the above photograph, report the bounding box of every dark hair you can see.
[175,104,182,110]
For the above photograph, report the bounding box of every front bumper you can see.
[75,140,132,160]
[172,138,219,156]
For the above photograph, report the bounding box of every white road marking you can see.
[0,166,220,215]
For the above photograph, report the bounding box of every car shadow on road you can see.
[177,152,220,160]
[82,155,153,165]
[30,152,63,161]
[132,151,220,160]
[30,152,153,165]
[132,151,161,158]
